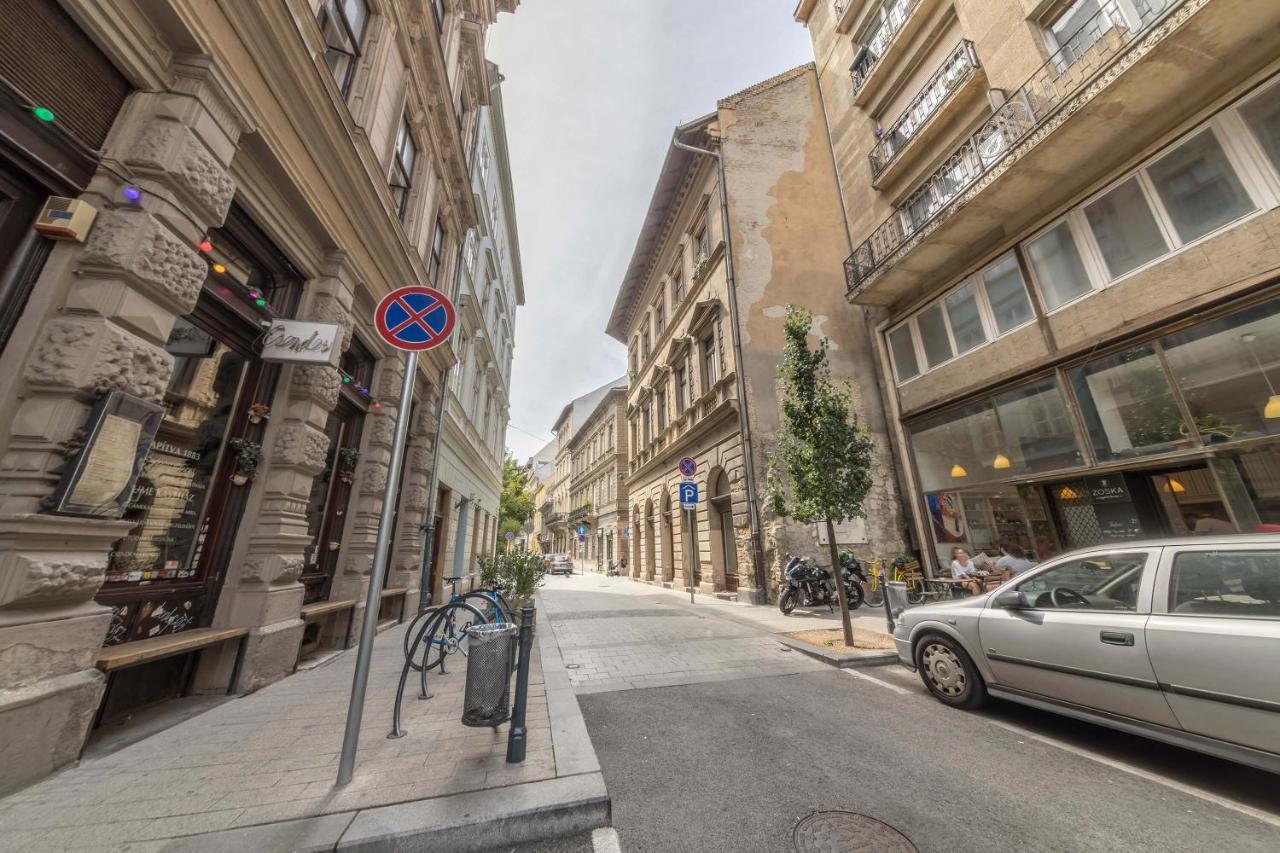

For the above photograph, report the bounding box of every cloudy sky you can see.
[490,1,814,462]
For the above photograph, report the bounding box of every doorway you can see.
[708,469,737,592]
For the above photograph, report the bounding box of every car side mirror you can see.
[996,590,1030,609]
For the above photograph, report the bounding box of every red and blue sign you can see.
[678,456,698,478]
[374,286,456,352]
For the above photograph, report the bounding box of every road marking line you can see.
[979,716,1280,829]
[841,668,912,695]
[592,826,622,852]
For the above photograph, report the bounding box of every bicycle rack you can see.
[388,607,450,739]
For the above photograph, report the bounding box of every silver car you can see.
[893,536,1280,774]
[548,555,573,576]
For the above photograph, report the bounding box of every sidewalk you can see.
[0,603,608,852]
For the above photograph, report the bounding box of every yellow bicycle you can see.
[863,558,926,607]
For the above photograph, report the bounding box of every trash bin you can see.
[461,623,517,728]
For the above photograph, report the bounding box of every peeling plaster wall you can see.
[718,66,908,574]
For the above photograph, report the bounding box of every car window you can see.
[1170,550,1280,619]
[1017,553,1147,611]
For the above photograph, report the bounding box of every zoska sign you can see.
[260,320,342,366]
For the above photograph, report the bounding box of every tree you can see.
[767,306,875,646]
[498,454,535,552]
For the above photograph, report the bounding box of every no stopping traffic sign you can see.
[375,286,456,352]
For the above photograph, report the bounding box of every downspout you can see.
[671,125,768,603]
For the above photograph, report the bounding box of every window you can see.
[1147,129,1255,244]
[463,230,476,274]
[674,364,688,411]
[1016,553,1147,611]
[654,300,665,336]
[1084,177,1170,278]
[701,333,719,388]
[695,217,711,261]
[1170,550,1280,618]
[981,255,1033,333]
[944,282,987,355]
[1045,0,1117,65]
[673,268,685,304]
[629,341,638,375]
[390,117,416,221]
[642,330,651,362]
[317,0,367,96]
[1026,221,1093,310]
[431,0,446,32]
[427,218,446,283]
[916,303,951,368]
[888,324,919,382]
[1068,343,1191,461]
[656,387,667,430]
[1241,85,1280,174]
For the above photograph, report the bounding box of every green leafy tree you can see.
[498,454,535,552]
[767,306,875,646]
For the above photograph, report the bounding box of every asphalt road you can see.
[543,575,1280,853]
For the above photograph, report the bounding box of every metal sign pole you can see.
[686,507,695,603]
[338,349,419,786]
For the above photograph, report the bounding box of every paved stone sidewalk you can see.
[0,605,607,852]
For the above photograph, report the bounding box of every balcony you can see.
[849,0,942,106]
[868,41,982,187]
[544,512,565,526]
[568,505,591,522]
[844,0,1275,307]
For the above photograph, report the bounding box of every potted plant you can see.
[247,403,271,424]
[338,447,360,483]
[229,438,261,485]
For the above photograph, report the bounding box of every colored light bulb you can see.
[343,376,352,384]
[32,106,55,123]
[211,263,226,274]
[373,401,381,409]
[122,186,142,203]
[254,298,267,307]
[198,239,213,253]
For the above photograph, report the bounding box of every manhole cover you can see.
[793,812,916,853]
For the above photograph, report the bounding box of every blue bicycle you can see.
[403,578,512,672]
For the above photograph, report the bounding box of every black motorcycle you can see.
[778,554,865,615]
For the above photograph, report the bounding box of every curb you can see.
[775,635,899,669]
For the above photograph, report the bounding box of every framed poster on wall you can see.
[49,390,164,518]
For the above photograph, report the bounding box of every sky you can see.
[491,0,814,463]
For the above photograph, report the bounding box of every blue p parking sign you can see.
[679,481,698,510]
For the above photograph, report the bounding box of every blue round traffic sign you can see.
[678,456,697,478]
[375,286,456,352]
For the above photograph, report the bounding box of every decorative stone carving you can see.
[307,294,353,351]
[290,365,341,409]
[177,136,236,219]
[126,119,236,223]
[2,556,106,608]
[241,554,305,586]
[93,327,173,402]
[368,416,395,447]
[401,485,429,512]
[362,461,389,493]
[407,447,433,473]
[80,211,207,313]
[272,423,331,473]
[26,319,173,403]
[376,363,403,396]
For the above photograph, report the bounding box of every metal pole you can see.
[687,507,695,603]
[506,601,535,763]
[338,350,419,786]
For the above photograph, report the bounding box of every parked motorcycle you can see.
[778,554,865,615]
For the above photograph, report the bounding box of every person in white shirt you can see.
[995,542,1034,578]
[950,547,983,596]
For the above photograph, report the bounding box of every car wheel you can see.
[914,633,988,709]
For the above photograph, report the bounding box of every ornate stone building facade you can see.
[0,0,516,792]
[568,386,629,570]
[607,65,908,604]
[797,0,1280,571]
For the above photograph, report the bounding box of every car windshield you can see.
[1017,553,1146,610]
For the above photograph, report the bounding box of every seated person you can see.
[995,542,1034,579]
[949,547,984,596]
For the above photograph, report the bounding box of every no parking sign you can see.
[374,286,456,351]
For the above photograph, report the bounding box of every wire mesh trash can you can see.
[462,623,517,728]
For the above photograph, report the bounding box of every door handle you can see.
[1100,631,1134,646]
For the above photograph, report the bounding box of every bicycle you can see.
[863,558,927,607]
[403,578,507,673]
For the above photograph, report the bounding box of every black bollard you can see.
[505,602,535,763]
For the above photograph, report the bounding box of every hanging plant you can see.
[247,403,271,424]
[229,438,261,485]
[337,447,360,483]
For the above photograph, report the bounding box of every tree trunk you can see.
[825,518,854,647]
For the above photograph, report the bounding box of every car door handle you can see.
[1100,631,1134,646]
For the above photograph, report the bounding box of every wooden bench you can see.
[94,627,249,727]
[380,587,409,624]
[300,598,358,650]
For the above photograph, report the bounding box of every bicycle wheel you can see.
[864,581,884,608]
[906,579,926,605]
[419,600,489,671]
[462,591,512,625]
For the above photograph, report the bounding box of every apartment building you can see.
[526,439,556,555]
[567,386,629,569]
[796,0,1280,570]
[0,0,516,792]
[607,65,908,603]
[545,378,628,556]
[427,61,524,601]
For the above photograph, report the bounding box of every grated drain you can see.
[793,811,917,853]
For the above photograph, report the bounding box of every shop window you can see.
[944,282,987,355]
[1240,84,1280,174]
[1016,553,1147,611]
[1146,129,1255,244]
[317,0,368,97]
[992,379,1083,474]
[916,303,952,368]
[1169,550,1280,618]
[981,255,1033,334]
[888,324,919,382]
[1026,220,1093,311]
[1067,343,1192,460]
[1160,298,1280,445]
[1083,177,1170,278]
[910,400,1002,492]
[390,116,416,221]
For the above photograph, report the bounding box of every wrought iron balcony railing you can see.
[544,511,565,526]
[850,0,921,95]
[568,505,591,522]
[845,0,1184,293]
[869,40,979,178]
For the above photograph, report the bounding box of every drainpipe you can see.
[671,123,768,603]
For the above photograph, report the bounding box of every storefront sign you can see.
[260,320,341,366]
[49,391,164,518]
[1087,476,1131,504]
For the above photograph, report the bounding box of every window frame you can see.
[317,0,368,98]
[390,115,417,222]
[1160,545,1280,621]
[1009,549,1155,613]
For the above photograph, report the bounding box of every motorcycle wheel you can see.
[865,584,884,608]
[844,581,865,609]
[779,588,799,615]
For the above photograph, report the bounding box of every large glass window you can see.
[1240,85,1280,174]
[317,0,368,97]
[1068,344,1192,460]
[993,379,1083,474]
[1084,177,1169,278]
[909,401,1003,492]
[1160,299,1280,444]
[917,303,952,368]
[981,255,1033,334]
[945,282,987,354]
[1147,129,1255,243]
[1027,221,1093,310]
[888,324,919,381]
